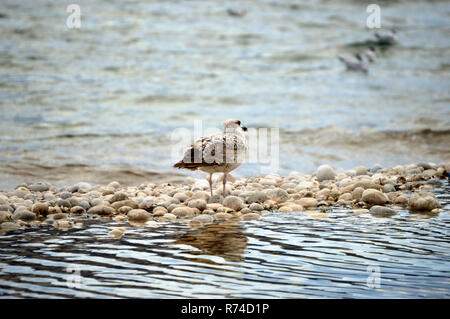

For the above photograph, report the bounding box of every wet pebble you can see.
[369,205,396,217]
[316,165,335,182]
[127,209,152,221]
[361,189,388,205]
[408,192,441,212]
[223,196,245,211]
[12,210,36,222]
[108,227,126,239]
[87,205,115,216]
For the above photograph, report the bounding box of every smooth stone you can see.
[57,199,71,209]
[316,165,336,182]
[108,181,121,189]
[202,209,215,215]
[298,198,318,208]
[171,207,196,217]
[208,194,223,203]
[369,205,396,217]
[153,206,168,215]
[338,193,352,201]
[352,187,365,200]
[87,205,115,216]
[110,192,128,203]
[383,184,396,193]
[14,188,30,199]
[370,164,383,173]
[187,199,207,211]
[192,214,214,223]
[0,211,11,223]
[0,205,13,212]
[240,207,252,214]
[52,213,68,220]
[266,188,289,201]
[417,162,432,170]
[354,166,368,176]
[127,209,152,221]
[79,200,91,211]
[223,196,245,211]
[408,192,441,211]
[244,191,267,204]
[173,192,189,202]
[191,191,210,201]
[70,206,86,214]
[242,213,260,220]
[59,191,72,200]
[28,182,50,192]
[394,195,408,205]
[249,203,263,211]
[259,178,277,186]
[111,200,139,210]
[108,227,126,239]
[361,189,388,205]
[12,210,36,222]
[31,202,49,215]
[353,181,382,191]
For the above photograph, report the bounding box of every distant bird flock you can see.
[338,29,398,74]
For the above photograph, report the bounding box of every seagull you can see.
[338,56,368,74]
[375,30,397,45]
[227,8,247,17]
[356,47,376,63]
[173,119,248,197]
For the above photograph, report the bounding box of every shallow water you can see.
[0,0,450,189]
[0,184,449,298]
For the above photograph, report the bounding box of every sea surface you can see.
[0,0,449,189]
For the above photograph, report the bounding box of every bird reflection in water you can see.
[173,220,248,262]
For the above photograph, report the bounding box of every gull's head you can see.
[223,119,247,134]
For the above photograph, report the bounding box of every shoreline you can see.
[0,162,448,237]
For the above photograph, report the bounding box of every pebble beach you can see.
[1,162,448,237]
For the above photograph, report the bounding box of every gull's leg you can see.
[208,173,213,198]
[222,173,227,197]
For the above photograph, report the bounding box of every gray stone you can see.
[223,196,245,211]
[244,191,267,204]
[110,192,128,203]
[361,189,388,205]
[369,205,397,217]
[316,165,336,182]
[187,199,207,211]
[127,209,152,221]
[266,188,289,201]
[87,205,115,215]
[408,192,441,212]
[370,164,383,173]
[28,182,50,192]
[382,184,395,193]
[12,210,36,222]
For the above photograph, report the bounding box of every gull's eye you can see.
[236,120,241,125]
